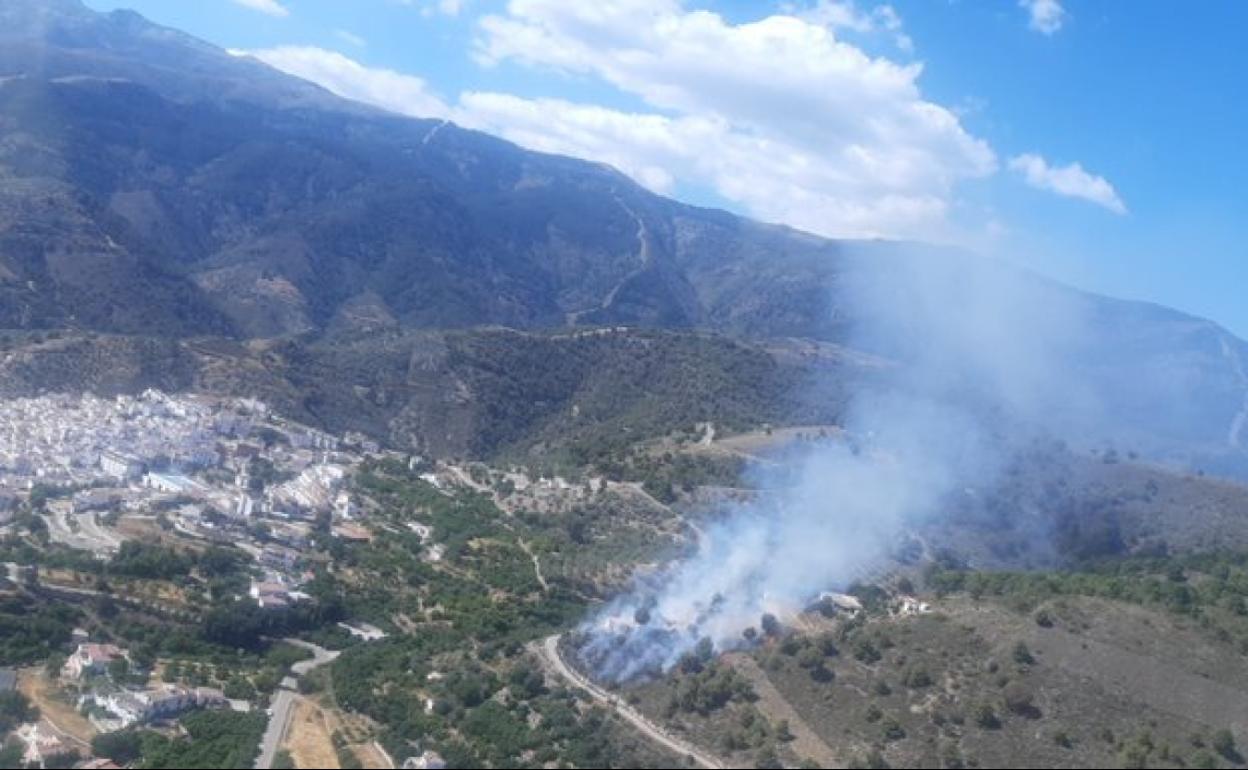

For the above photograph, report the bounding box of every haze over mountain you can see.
[0,0,1245,475]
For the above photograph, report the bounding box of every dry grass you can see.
[39,566,190,610]
[283,697,340,770]
[39,568,92,586]
[666,423,842,461]
[312,696,392,769]
[351,742,393,769]
[114,515,209,551]
[18,669,96,747]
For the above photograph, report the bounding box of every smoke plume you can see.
[577,243,1094,682]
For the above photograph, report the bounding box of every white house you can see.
[402,751,447,770]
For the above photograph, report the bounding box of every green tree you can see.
[1212,728,1239,761]
[91,730,145,765]
[0,691,38,732]
[108,656,130,681]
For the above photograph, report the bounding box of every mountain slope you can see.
[0,0,1245,473]
[0,327,860,462]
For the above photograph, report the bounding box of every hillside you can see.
[0,328,864,460]
[0,0,1244,475]
[617,587,1248,769]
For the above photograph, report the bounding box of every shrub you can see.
[1212,728,1239,761]
[1003,682,1037,717]
[973,703,1000,729]
[881,717,905,742]
[1011,641,1034,665]
[903,666,932,689]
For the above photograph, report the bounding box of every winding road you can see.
[566,194,653,325]
[254,640,340,769]
[536,635,725,769]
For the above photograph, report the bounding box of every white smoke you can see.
[576,243,1095,682]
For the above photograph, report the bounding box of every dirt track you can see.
[18,670,95,748]
[724,653,844,768]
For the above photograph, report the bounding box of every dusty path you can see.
[445,464,491,494]
[519,539,549,591]
[536,635,726,769]
[610,480,710,551]
[18,670,95,748]
[567,195,652,324]
[724,654,843,768]
[599,197,651,311]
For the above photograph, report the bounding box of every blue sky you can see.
[86,0,1248,337]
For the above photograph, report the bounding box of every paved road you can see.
[254,641,340,769]
[287,639,340,676]
[537,635,724,769]
[254,688,297,770]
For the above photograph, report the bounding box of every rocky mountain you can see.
[0,0,1244,474]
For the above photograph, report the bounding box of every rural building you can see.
[63,643,127,680]
[102,686,227,727]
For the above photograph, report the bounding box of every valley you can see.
[1,388,1248,768]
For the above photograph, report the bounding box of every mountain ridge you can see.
[0,0,1245,474]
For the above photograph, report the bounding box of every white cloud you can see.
[229,0,290,18]
[234,46,451,120]
[240,2,1001,240]
[394,0,468,17]
[1020,0,1066,35]
[1008,153,1126,214]
[468,0,995,239]
[334,29,367,48]
[789,1,913,52]
[458,94,681,192]
[458,92,959,238]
